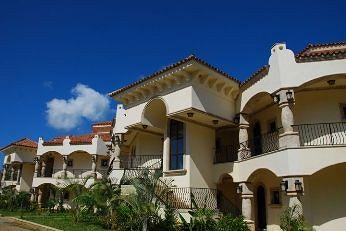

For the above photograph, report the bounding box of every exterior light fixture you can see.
[115,135,120,143]
[280,180,288,192]
[142,124,148,129]
[212,120,219,125]
[327,79,336,85]
[273,94,280,104]
[286,91,293,102]
[233,115,240,124]
[236,185,243,194]
[294,180,303,192]
[187,112,194,118]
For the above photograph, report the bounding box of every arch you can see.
[217,173,241,216]
[67,151,92,179]
[141,97,168,130]
[306,162,346,229]
[297,73,346,89]
[241,91,273,114]
[247,168,278,183]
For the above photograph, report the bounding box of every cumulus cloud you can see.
[46,83,112,130]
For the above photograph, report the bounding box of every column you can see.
[277,90,300,148]
[238,113,250,160]
[63,156,68,178]
[37,188,42,208]
[162,119,170,172]
[240,182,255,231]
[283,177,304,218]
[10,166,15,181]
[30,188,37,202]
[112,139,121,169]
[41,159,46,177]
[92,155,97,179]
[1,165,7,182]
[16,164,22,185]
[34,157,41,177]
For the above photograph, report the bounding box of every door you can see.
[45,157,54,177]
[257,185,267,230]
[253,122,262,155]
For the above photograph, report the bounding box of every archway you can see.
[217,174,241,216]
[305,162,346,230]
[141,97,167,131]
[68,151,92,178]
[41,152,63,177]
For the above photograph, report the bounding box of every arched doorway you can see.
[217,174,241,216]
[256,185,267,230]
[253,122,262,156]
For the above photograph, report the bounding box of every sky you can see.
[0,0,345,164]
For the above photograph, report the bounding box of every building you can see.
[108,41,346,231]
[0,138,37,192]
[1,41,345,230]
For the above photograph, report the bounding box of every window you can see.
[169,119,184,170]
[340,104,346,120]
[67,160,73,167]
[101,159,109,167]
[268,120,277,133]
[270,188,281,205]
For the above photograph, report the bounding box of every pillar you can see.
[283,177,304,218]
[63,156,68,178]
[16,164,22,185]
[1,165,7,182]
[30,188,37,202]
[276,90,300,148]
[238,113,250,160]
[10,166,15,181]
[112,140,121,169]
[92,155,97,179]
[34,157,40,177]
[163,119,170,172]
[38,188,42,208]
[240,182,255,231]
[41,159,46,177]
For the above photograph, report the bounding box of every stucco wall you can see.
[135,132,163,156]
[188,122,216,188]
[303,163,346,230]
[295,88,346,124]
[20,163,34,192]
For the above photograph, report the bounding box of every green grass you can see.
[0,210,107,231]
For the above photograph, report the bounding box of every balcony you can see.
[119,155,163,170]
[293,122,346,146]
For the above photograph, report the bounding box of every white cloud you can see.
[46,83,112,130]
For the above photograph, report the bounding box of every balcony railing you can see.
[293,122,346,146]
[214,143,239,164]
[167,187,218,210]
[119,155,163,170]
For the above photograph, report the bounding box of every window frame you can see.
[269,187,281,205]
[169,119,185,170]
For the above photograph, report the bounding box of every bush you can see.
[217,215,249,231]
[280,205,312,231]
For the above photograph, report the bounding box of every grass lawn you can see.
[0,210,107,231]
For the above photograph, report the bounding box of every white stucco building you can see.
[1,41,345,230]
[108,41,346,231]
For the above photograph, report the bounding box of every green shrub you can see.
[217,215,249,231]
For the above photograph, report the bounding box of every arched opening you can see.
[142,98,167,132]
[37,183,59,208]
[256,185,267,230]
[217,174,241,216]
[247,168,281,230]
[41,152,63,177]
[304,163,346,230]
[241,92,280,157]
[68,151,92,178]
[294,74,346,146]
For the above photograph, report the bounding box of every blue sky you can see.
[0,0,345,164]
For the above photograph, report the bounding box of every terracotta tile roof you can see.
[43,133,111,146]
[0,138,37,151]
[92,121,113,126]
[241,41,346,91]
[295,41,346,62]
[108,54,239,97]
